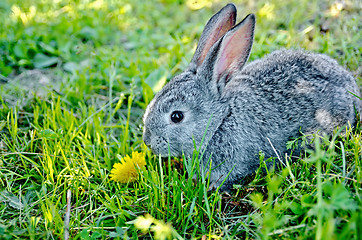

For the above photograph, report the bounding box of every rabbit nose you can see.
[143,128,151,147]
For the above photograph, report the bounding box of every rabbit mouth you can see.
[150,142,182,158]
[148,136,174,157]
[151,145,180,158]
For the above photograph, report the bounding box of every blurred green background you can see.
[0,0,361,239]
[1,0,360,100]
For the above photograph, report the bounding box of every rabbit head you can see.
[143,4,255,157]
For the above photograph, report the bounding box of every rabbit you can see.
[142,3,362,191]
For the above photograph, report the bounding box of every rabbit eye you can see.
[170,111,184,123]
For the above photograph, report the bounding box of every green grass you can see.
[0,0,361,239]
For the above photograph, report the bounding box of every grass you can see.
[0,0,361,239]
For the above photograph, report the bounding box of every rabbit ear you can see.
[213,14,255,81]
[190,3,237,67]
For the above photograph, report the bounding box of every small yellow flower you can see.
[110,151,146,183]
[133,214,176,240]
[258,3,275,20]
[134,214,154,232]
[186,0,212,10]
[329,2,343,17]
[151,220,173,240]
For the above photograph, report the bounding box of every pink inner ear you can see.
[197,15,235,65]
[215,18,254,78]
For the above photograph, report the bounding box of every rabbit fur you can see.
[143,3,362,191]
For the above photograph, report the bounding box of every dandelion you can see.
[133,214,177,240]
[151,220,173,240]
[329,2,344,17]
[186,0,213,11]
[258,3,275,20]
[134,214,154,232]
[110,151,146,183]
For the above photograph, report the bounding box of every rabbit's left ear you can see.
[213,14,255,82]
[190,4,237,68]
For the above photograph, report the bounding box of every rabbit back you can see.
[231,49,361,134]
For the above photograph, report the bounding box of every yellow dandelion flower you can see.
[133,214,177,240]
[258,3,275,20]
[134,214,154,232]
[151,219,173,240]
[110,151,146,183]
[186,0,213,11]
[329,2,344,17]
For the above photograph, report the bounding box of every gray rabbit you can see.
[143,3,361,191]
